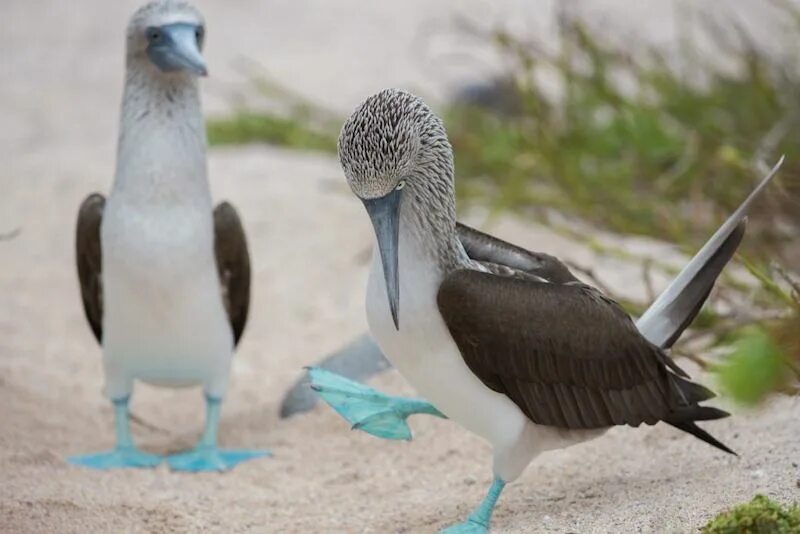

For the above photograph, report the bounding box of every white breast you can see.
[365,232,530,452]
[98,71,232,400]
[100,199,233,399]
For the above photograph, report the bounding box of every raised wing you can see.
[76,193,105,343]
[437,269,733,453]
[456,222,578,283]
[213,202,251,347]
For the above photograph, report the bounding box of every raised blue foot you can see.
[165,395,270,473]
[69,447,162,469]
[167,447,270,472]
[307,367,445,440]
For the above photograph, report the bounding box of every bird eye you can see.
[396,180,406,190]
[195,26,205,42]
[146,28,161,43]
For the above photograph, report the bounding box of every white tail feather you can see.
[636,156,785,346]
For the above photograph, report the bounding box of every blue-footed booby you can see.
[309,88,783,532]
[70,0,268,472]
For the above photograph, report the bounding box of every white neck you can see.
[400,199,470,274]
[111,61,209,208]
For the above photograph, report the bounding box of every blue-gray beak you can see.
[363,189,402,330]
[146,23,207,76]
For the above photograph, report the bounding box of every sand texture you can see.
[1,1,798,532]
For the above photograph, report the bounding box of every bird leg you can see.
[166,395,270,472]
[308,367,446,441]
[440,478,506,533]
[68,397,162,469]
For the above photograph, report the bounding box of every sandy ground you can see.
[1,1,798,532]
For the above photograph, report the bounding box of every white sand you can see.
[1,1,798,532]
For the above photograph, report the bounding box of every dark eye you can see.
[146,27,161,43]
[195,26,205,43]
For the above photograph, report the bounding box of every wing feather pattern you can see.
[457,223,578,284]
[213,202,251,347]
[437,270,734,453]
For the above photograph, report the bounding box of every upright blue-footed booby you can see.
[70,0,268,472]
[309,88,783,532]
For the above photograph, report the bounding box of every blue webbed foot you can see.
[307,367,445,441]
[439,520,488,534]
[68,447,162,470]
[440,478,506,533]
[167,447,271,472]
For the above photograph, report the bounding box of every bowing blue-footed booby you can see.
[70,0,268,472]
[309,88,783,532]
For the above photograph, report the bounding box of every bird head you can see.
[338,89,456,329]
[126,0,207,77]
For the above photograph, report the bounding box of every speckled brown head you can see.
[338,89,460,329]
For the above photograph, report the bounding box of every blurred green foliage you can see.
[207,72,340,151]
[207,112,336,151]
[447,11,799,253]
[716,327,791,405]
[701,495,800,533]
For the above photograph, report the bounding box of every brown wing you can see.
[456,222,578,283]
[437,269,731,450]
[76,193,105,343]
[214,202,251,347]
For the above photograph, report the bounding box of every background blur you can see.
[1,1,798,532]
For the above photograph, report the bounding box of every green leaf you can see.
[716,328,788,405]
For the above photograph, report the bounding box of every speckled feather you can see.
[339,89,464,270]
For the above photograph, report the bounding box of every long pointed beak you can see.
[148,23,208,76]
[363,189,402,330]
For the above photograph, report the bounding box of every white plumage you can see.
[101,5,231,401]
[101,60,232,400]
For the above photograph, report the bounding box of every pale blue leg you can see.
[440,478,506,533]
[307,367,446,441]
[167,395,270,472]
[68,397,162,469]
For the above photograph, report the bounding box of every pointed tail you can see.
[636,157,784,348]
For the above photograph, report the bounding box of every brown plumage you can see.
[456,223,578,284]
[437,260,735,455]
[76,194,106,343]
[74,194,251,346]
[212,201,251,346]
